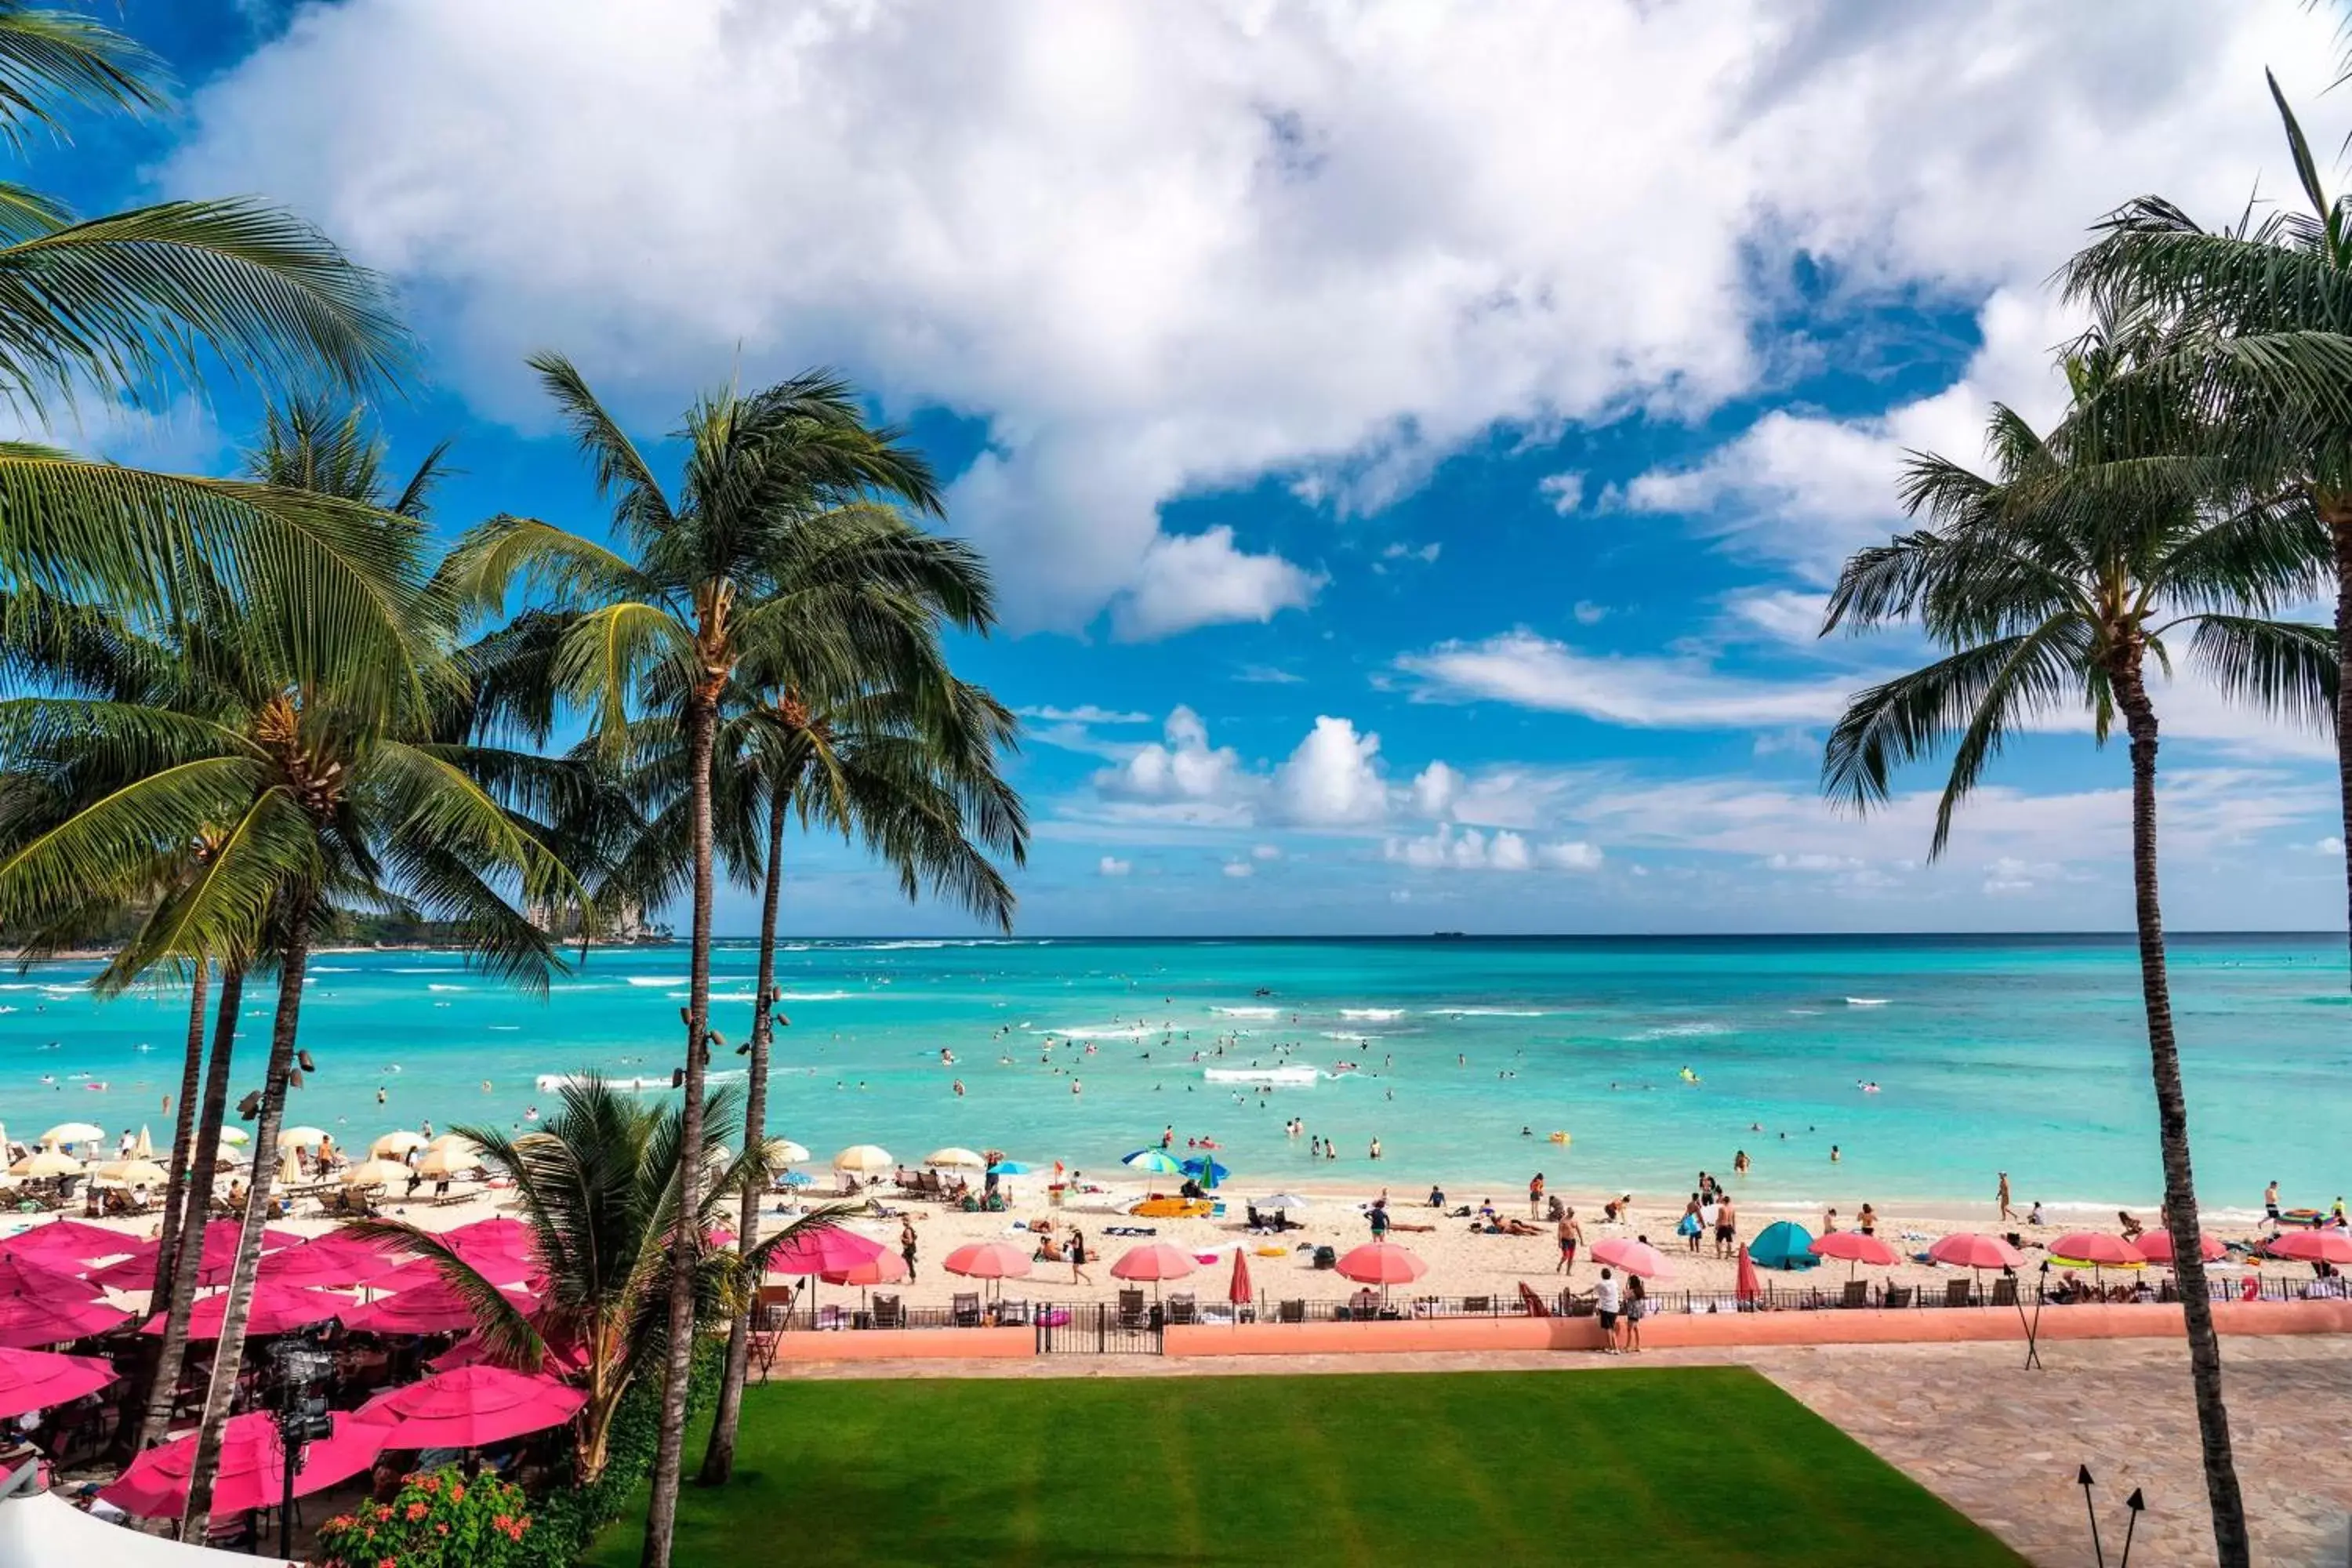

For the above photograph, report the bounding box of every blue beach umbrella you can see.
[1123,1149,1185,1176]
[988,1160,1033,1175]
[781,1171,814,1187]
[1748,1219,1820,1271]
[1180,1156,1229,1186]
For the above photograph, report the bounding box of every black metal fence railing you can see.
[757,1271,2330,1345]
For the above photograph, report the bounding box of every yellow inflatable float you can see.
[1547,1131,1571,1145]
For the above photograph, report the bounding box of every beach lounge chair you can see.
[1988,1276,2017,1307]
[1276,1298,1305,1323]
[871,1294,903,1330]
[952,1292,983,1327]
[1882,1286,1914,1309]
[816,1305,844,1330]
[1841,1279,1871,1308]
[995,1298,1030,1326]
[1461,1294,1492,1316]
[1943,1278,1975,1308]
[1167,1294,1197,1325]
[1116,1289,1148,1329]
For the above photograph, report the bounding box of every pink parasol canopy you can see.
[259,1232,405,1289]
[1109,1242,1197,1283]
[93,1221,303,1290]
[372,1249,539,1292]
[765,1227,891,1278]
[443,1217,535,1252]
[2133,1230,2226,1265]
[354,1364,586,1450]
[1926,1232,2026,1271]
[1735,1244,1762,1305]
[1229,1248,1254,1308]
[0,1346,114,1419]
[0,1219,132,1264]
[342,1279,535,1337]
[0,1251,98,1301]
[1590,1238,1671,1278]
[141,1279,344,1340]
[0,1294,129,1348]
[944,1242,1032,1281]
[1334,1243,1428,1286]
[429,1332,590,1377]
[820,1250,910,1288]
[2049,1231,2143,1269]
[102,1409,385,1518]
[2267,1230,2352,1265]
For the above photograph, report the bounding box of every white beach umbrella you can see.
[216,1127,249,1146]
[832,1145,894,1174]
[213,1138,251,1165]
[93,1159,167,1188]
[370,1130,428,1159]
[38,1123,102,1146]
[276,1145,302,1185]
[766,1138,811,1163]
[417,1145,481,1180]
[342,1159,415,1189]
[276,1126,328,1152]
[924,1147,985,1169]
[132,1126,154,1160]
[1254,1193,1312,1211]
[9,1149,82,1178]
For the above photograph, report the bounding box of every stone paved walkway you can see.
[762,1334,2352,1566]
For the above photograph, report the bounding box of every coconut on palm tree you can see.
[349,1076,843,1484]
[1820,316,2334,1568]
[444,352,991,1567]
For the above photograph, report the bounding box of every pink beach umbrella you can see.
[1109,1242,1196,1298]
[1926,1232,2026,1271]
[260,1232,405,1288]
[822,1250,912,1288]
[2132,1230,2225,1265]
[373,1250,538,1293]
[765,1227,891,1278]
[2267,1230,2352,1265]
[1809,1230,1897,1280]
[0,1294,129,1348]
[0,1346,114,1419]
[0,1219,132,1264]
[354,1364,586,1450]
[1590,1238,1671,1279]
[102,1408,385,1518]
[141,1280,345,1340]
[430,1332,590,1377]
[93,1221,303,1290]
[1335,1241,1428,1308]
[945,1242,1032,1280]
[2048,1232,2143,1268]
[1229,1248,1254,1310]
[1735,1245,1762,1306]
[443,1217,535,1254]
[343,1279,535,1337]
[0,1251,97,1301]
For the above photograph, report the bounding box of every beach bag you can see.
[1675,1214,1700,1237]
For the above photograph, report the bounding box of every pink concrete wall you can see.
[1163,1299,2352,1358]
[761,1327,1035,1363]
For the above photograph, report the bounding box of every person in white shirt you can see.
[1593,1269,1621,1353]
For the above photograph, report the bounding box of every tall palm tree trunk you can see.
[2115,669,2249,1568]
[109,962,209,1461]
[140,965,243,1451]
[641,695,718,1568]
[181,898,310,1537]
[699,787,787,1486]
[2328,506,2352,987]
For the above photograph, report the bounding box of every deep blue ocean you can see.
[3,934,2343,1219]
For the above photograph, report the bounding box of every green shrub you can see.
[314,1467,538,1568]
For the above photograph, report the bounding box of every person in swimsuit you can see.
[1555,1208,1582,1276]
[1715,1194,1738,1258]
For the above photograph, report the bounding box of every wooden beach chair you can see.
[1943,1278,1975,1308]
[952,1292,982,1327]
[871,1294,903,1329]
[1882,1286,1914,1309]
[1166,1294,1197,1325]
[1841,1279,1871,1308]
[995,1298,1030,1326]
[1276,1298,1305,1323]
[1461,1294,1492,1316]
[1116,1289,1148,1329]
[1990,1276,2018,1307]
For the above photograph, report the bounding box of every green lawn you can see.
[586,1367,2020,1567]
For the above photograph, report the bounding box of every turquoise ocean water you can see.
[2,934,2344,1218]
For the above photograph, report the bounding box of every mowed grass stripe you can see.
[589,1366,2024,1568]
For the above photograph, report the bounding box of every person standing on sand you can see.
[1528,1173,1544,1218]
[1592,1267,1621,1353]
[1555,1207,1582,1276]
[1069,1229,1091,1285]
[1714,1192,1737,1259]
[1680,1193,1704,1254]
[1997,1171,2013,1222]
[2264,1179,2281,1229]
[1622,1274,1646,1353]
[900,1218,919,1281]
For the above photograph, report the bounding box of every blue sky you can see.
[34,1,2352,935]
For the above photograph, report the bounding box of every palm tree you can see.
[684,671,1026,1483]
[351,1077,843,1484]
[1819,319,2334,1568]
[2061,74,2352,982]
[0,2,407,415]
[442,352,987,1568]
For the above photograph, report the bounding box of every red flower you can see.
[378,1559,398,1568]
[405,1501,428,1520]
[450,1482,465,1504]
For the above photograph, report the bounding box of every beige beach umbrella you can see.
[832,1145,894,1174]
[94,1159,167,1188]
[213,1137,251,1165]
[766,1138,811,1163]
[217,1127,250,1146]
[9,1149,82,1178]
[277,1126,328,1152]
[342,1158,415,1189]
[426,1133,483,1160]
[39,1122,102,1146]
[370,1130,429,1160]
[924,1147,985,1169]
[132,1126,154,1160]
[417,1145,481,1181]
[276,1145,303,1185]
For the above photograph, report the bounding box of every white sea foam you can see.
[1627,1022,1731,1040]
[626,976,688,988]
[1212,1006,1281,1018]
[1843,996,1891,1007]
[1323,1031,1374,1043]
[1428,1007,1551,1017]
[1038,1023,1155,1040]
[487,1025,521,1032]
[776,990,852,1001]
[390,967,460,974]
[310,965,359,974]
[1340,1007,1403,1020]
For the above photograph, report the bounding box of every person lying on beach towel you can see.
[1102,1225,1157,1236]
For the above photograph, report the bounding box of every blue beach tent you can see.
[1748,1219,1820,1271]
